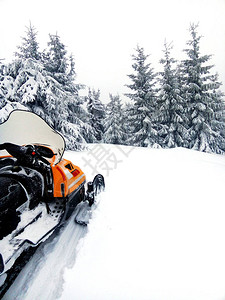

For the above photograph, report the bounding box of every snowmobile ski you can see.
[75,174,105,225]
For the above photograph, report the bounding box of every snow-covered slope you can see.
[62,145,225,300]
[4,145,225,300]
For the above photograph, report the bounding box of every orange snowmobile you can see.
[0,110,104,277]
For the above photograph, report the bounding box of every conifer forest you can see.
[0,23,224,154]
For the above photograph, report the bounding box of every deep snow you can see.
[3,144,225,300]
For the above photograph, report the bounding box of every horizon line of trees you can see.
[0,23,224,154]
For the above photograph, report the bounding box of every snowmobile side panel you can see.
[51,158,86,198]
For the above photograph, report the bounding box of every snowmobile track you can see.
[0,206,89,299]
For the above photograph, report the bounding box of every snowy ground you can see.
[3,144,225,300]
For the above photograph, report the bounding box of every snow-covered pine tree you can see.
[205,73,225,153]
[66,54,77,92]
[157,41,189,148]
[43,33,68,86]
[86,88,105,142]
[181,23,225,153]
[104,94,125,144]
[66,92,96,147]
[121,102,135,145]
[0,60,27,122]
[0,27,90,150]
[1,58,67,128]
[125,45,158,147]
[15,23,41,61]
[1,24,41,117]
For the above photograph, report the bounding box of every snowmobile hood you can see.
[0,110,65,165]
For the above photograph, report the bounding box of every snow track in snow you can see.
[2,207,88,300]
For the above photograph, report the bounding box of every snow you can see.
[61,145,225,300]
[15,204,61,243]
[3,144,225,300]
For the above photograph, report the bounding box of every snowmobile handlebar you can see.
[0,143,55,165]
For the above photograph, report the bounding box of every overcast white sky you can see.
[0,0,224,102]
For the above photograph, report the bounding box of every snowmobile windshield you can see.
[0,110,65,165]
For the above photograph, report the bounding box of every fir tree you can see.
[86,88,105,142]
[181,23,225,153]
[67,92,96,146]
[65,54,84,94]
[15,23,40,60]
[0,28,88,150]
[104,94,125,144]
[125,45,158,147]
[0,60,27,122]
[44,33,68,85]
[68,54,76,79]
[205,73,225,153]
[121,102,135,145]
[157,41,189,148]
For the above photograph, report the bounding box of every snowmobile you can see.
[0,110,105,277]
